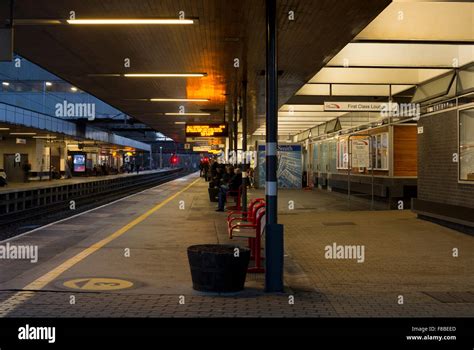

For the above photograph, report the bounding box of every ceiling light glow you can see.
[124,73,206,78]
[150,98,210,102]
[165,112,210,116]
[33,135,57,139]
[67,19,194,25]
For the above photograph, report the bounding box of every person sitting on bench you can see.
[221,165,233,185]
[216,167,242,212]
[208,166,223,202]
[210,166,223,188]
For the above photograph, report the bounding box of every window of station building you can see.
[457,63,474,95]
[312,142,320,171]
[337,138,349,169]
[459,107,474,182]
[412,71,456,105]
[321,142,329,172]
[370,133,389,171]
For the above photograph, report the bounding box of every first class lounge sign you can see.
[185,123,228,137]
[324,102,386,112]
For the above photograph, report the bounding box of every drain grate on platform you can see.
[321,222,356,226]
[424,291,474,303]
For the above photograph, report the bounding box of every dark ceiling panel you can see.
[11,0,390,142]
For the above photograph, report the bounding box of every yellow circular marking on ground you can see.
[63,278,134,291]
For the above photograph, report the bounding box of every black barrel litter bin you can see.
[187,244,251,292]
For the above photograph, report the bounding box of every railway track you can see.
[0,169,190,240]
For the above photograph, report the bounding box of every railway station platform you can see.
[0,173,473,318]
[0,168,177,194]
[0,168,184,220]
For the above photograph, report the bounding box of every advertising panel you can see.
[73,154,86,173]
[256,144,302,188]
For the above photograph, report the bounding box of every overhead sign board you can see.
[324,102,386,112]
[16,138,26,144]
[83,146,100,153]
[185,123,228,138]
[193,146,212,152]
[192,140,211,147]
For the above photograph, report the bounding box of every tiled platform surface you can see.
[0,174,473,317]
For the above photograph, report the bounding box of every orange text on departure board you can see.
[186,124,227,137]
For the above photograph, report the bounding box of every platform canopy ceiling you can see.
[8,0,390,142]
[256,0,474,136]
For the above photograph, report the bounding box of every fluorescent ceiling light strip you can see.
[10,132,36,135]
[67,19,194,25]
[150,98,210,102]
[165,112,210,116]
[125,73,206,78]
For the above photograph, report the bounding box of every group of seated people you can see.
[208,162,243,212]
[89,164,123,176]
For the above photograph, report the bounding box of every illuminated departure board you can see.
[185,123,228,137]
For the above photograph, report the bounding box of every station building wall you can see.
[417,109,474,209]
[0,137,69,174]
[0,137,45,172]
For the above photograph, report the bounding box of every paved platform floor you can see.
[0,173,472,317]
[0,168,176,194]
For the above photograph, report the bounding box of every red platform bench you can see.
[225,185,243,211]
[228,201,266,273]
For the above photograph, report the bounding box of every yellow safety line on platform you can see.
[0,177,200,317]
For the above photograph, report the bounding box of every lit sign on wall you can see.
[73,154,86,172]
[185,123,228,137]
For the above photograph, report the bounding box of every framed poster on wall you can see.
[256,143,302,189]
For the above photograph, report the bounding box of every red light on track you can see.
[170,154,179,164]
